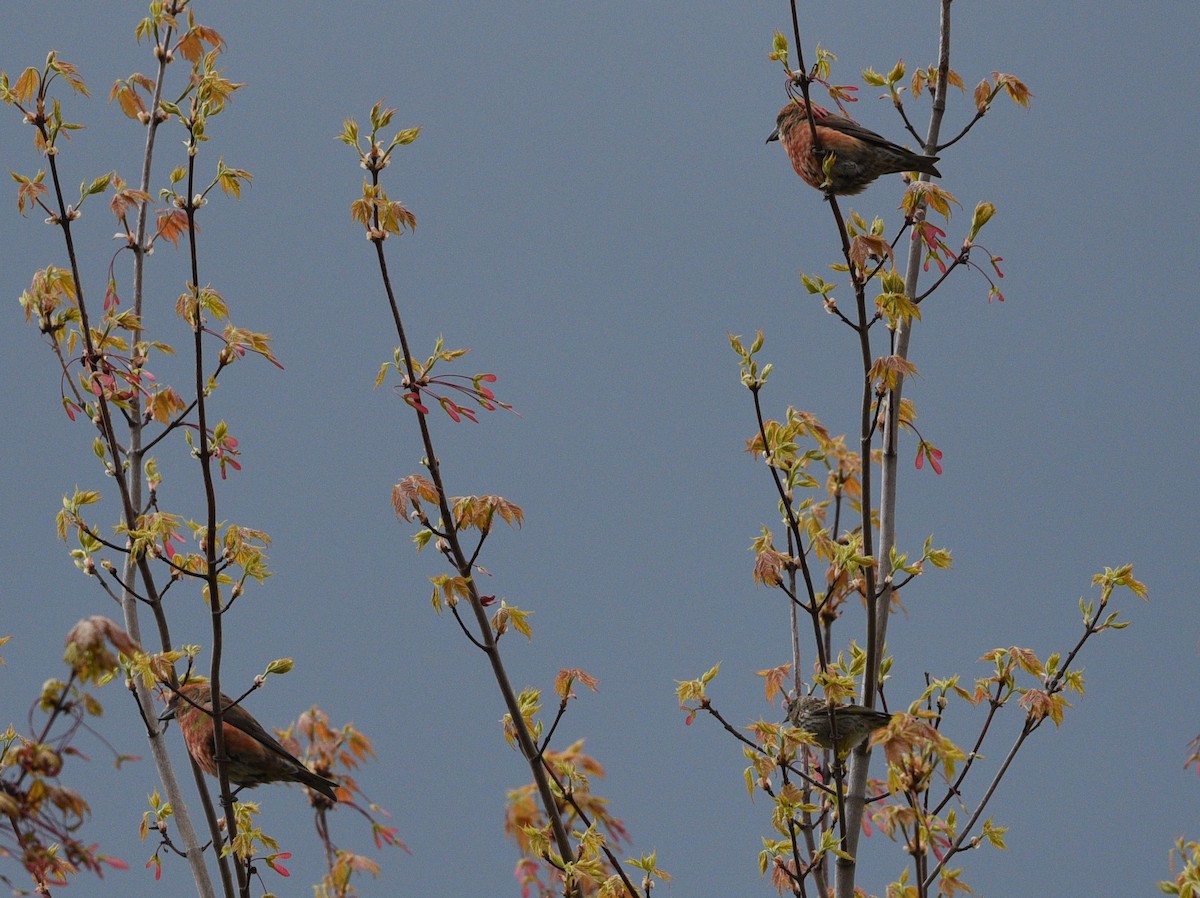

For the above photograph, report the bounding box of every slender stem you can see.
[366,186,584,890]
[826,190,878,897]
[923,721,1032,888]
[913,254,964,303]
[540,760,642,898]
[922,601,1109,886]
[788,533,802,694]
[794,751,824,897]
[749,385,826,672]
[835,5,955,895]
[175,83,240,895]
[935,109,986,153]
[702,703,831,795]
[876,0,953,656]
[931,689,1002,816]
[787,2,822,154]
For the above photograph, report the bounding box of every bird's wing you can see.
[219,702,307,766]
[820,114,911,153]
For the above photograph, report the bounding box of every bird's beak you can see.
[765,127,780,144]
[158,701,177,723]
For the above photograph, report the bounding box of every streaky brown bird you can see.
[786,693,893,755]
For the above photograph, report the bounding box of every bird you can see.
[160,681,339,803]
[767,100,941,195]
[786,693,893,755]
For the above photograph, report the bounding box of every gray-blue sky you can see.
[1,3,1196,896]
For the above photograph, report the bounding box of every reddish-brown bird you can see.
[767,100,941,195]
[161,682,339,803]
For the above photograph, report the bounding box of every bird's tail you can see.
[299,768,339,802]
[913,153,942,178]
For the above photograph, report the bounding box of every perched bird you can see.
[161,682,339,803]
[767,100,941,195]
[786,693,893,755]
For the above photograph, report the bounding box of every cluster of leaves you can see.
[502,671,669,897]
[1,632,133,894]
[731,332,951,619]
[378,340,511,423]
[343,106,510,425]
[1163,837,1200,898]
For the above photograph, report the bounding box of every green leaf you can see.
[390,126,421,147]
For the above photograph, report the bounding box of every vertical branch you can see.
[822,197,881,699]
[875,0,953,646]
[113,10,227,896]
[354,131,590,888]
[368,232,578,878]
[787,533,802,694]
[840,3,954,893]
[181,120,248,898]
[835,267,879,898]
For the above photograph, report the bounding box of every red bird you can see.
[767,100,941,195]
[161,682,339,803]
